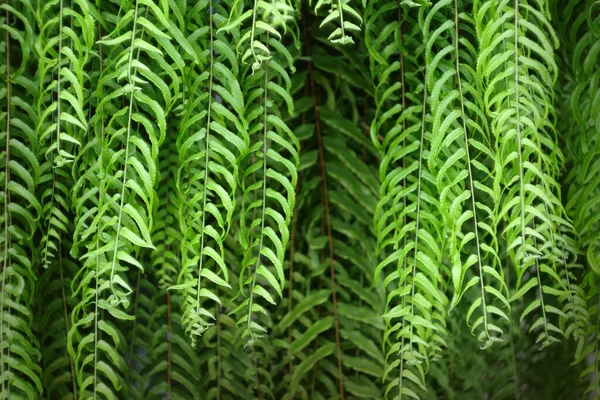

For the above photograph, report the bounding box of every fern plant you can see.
[0,0,598,399]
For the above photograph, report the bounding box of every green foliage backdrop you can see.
[0,0,599,399]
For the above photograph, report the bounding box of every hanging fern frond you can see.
[321,114,384,399]
[35,0,95,269]
[152,126,179,292]
[575,274,600,398]
[172,0,246,346]
[423,0,510,349]
[68,0,194,396]
[553,1,600,394]
[474,0,575,349]
[370,3,448,398]
[142,109,201,400]
[232,2,300,346]
[0,1,43,398]
[145,291,202,400]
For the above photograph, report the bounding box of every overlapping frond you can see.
[553,0,600,395]
[68,1,192,396]
[142,112,201,399]
[171,0,245,347]
[0,2,43,397]
[474,0,575,348]
[556,0,599,338]
[424,0,509,349]
[36,0,95,269]
[369,3,449,398]
[321,111,385,399]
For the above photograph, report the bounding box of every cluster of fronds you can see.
[0,0,598,399]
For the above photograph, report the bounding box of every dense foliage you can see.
[0,0,599,399]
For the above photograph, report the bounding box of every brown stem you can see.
[301,7,344,399]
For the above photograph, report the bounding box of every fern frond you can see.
[234,9,299,346]
[553,0,600,386]
[574,275,600,398]
[475,0,573,349]
[423,0,510,349]
[219,0,296,71]
[0,2,43,397]
[143,108,201,399]
[322,114,384,399]
[152,134,179,291]
[35,0,95,269]
[172,0,245,346]
[68,0,192,396]
[313,0,362,45]
[370,4,449,398]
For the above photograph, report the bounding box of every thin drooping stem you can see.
[249,0,261,65]
[513,0,527,270]
[109,0,140,284]
[194,0,215,332]
[1,6,12,395]
[336,0,346,40]
[164,124,174,400]
[245,32,271,400]
[454,0,490,341]
[42,0,65,267]
[532,225,550,342]
[302,9,344,398]
[92,21,106,400]
[401,65,428,400]
[55,0,64,155]
[246,34,270,348]
[512,0,548,343]
[397,7,408,397]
